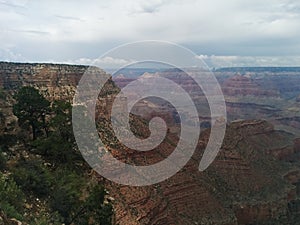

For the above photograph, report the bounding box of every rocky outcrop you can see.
[276,117,300,130]
[0,62,88,101]
[113,76,135,88]
[222,74,279,97]
[0,61,114,136]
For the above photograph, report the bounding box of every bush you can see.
[50,170,84,223]
[0,134,17,150]
[0,174,24,220]
[0,201,23,221]
[81,184,113,225]
[0,149,6,171]
[31,211,63,225]
[49,170,113,225]
[12,160,52,197]
[32,134,80,167]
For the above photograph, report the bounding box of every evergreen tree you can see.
[13,86,50,140]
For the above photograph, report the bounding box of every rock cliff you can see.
[0,62,88,101]
[101,119,300,225]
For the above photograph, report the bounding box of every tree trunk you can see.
[31,122,36,140]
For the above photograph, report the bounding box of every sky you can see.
[1,0,300,68]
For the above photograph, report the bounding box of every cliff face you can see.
[114,72,280,97]
[101,120,300,225]
[222,75,279,97]
[0,62,92,139]
[0,62,88,101]
[115,69,300,137]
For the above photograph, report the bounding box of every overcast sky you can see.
[1,0,300,67]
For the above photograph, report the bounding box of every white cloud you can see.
[199,55,300,68]
[63,55,300,68]
[0,0,300,62]
[65,56,136,68]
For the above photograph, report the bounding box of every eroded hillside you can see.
[0,62,300,224]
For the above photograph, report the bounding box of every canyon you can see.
[0,62,300,224]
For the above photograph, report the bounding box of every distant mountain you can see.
[216,67,300,73]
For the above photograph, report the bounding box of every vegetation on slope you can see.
[0,86,113,225]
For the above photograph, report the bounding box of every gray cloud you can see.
[55,15,84,22]
[9,29,50,35]
[0,0,27,9]
[0,0,299,66]
[198,55,300,68]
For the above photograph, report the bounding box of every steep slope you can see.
[101,119,299,225]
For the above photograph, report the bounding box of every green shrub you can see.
[12,160,52,197]
[0,134,17,150]
[50,170,84,223]
[0,201,23,221]
[32,134,80,167]
[0,174,24,220]
[81,184,113,225]
[31,211,63,225]
[49,170,113,225]
[0,149,6,171]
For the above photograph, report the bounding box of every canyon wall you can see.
[1,62,300,224]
